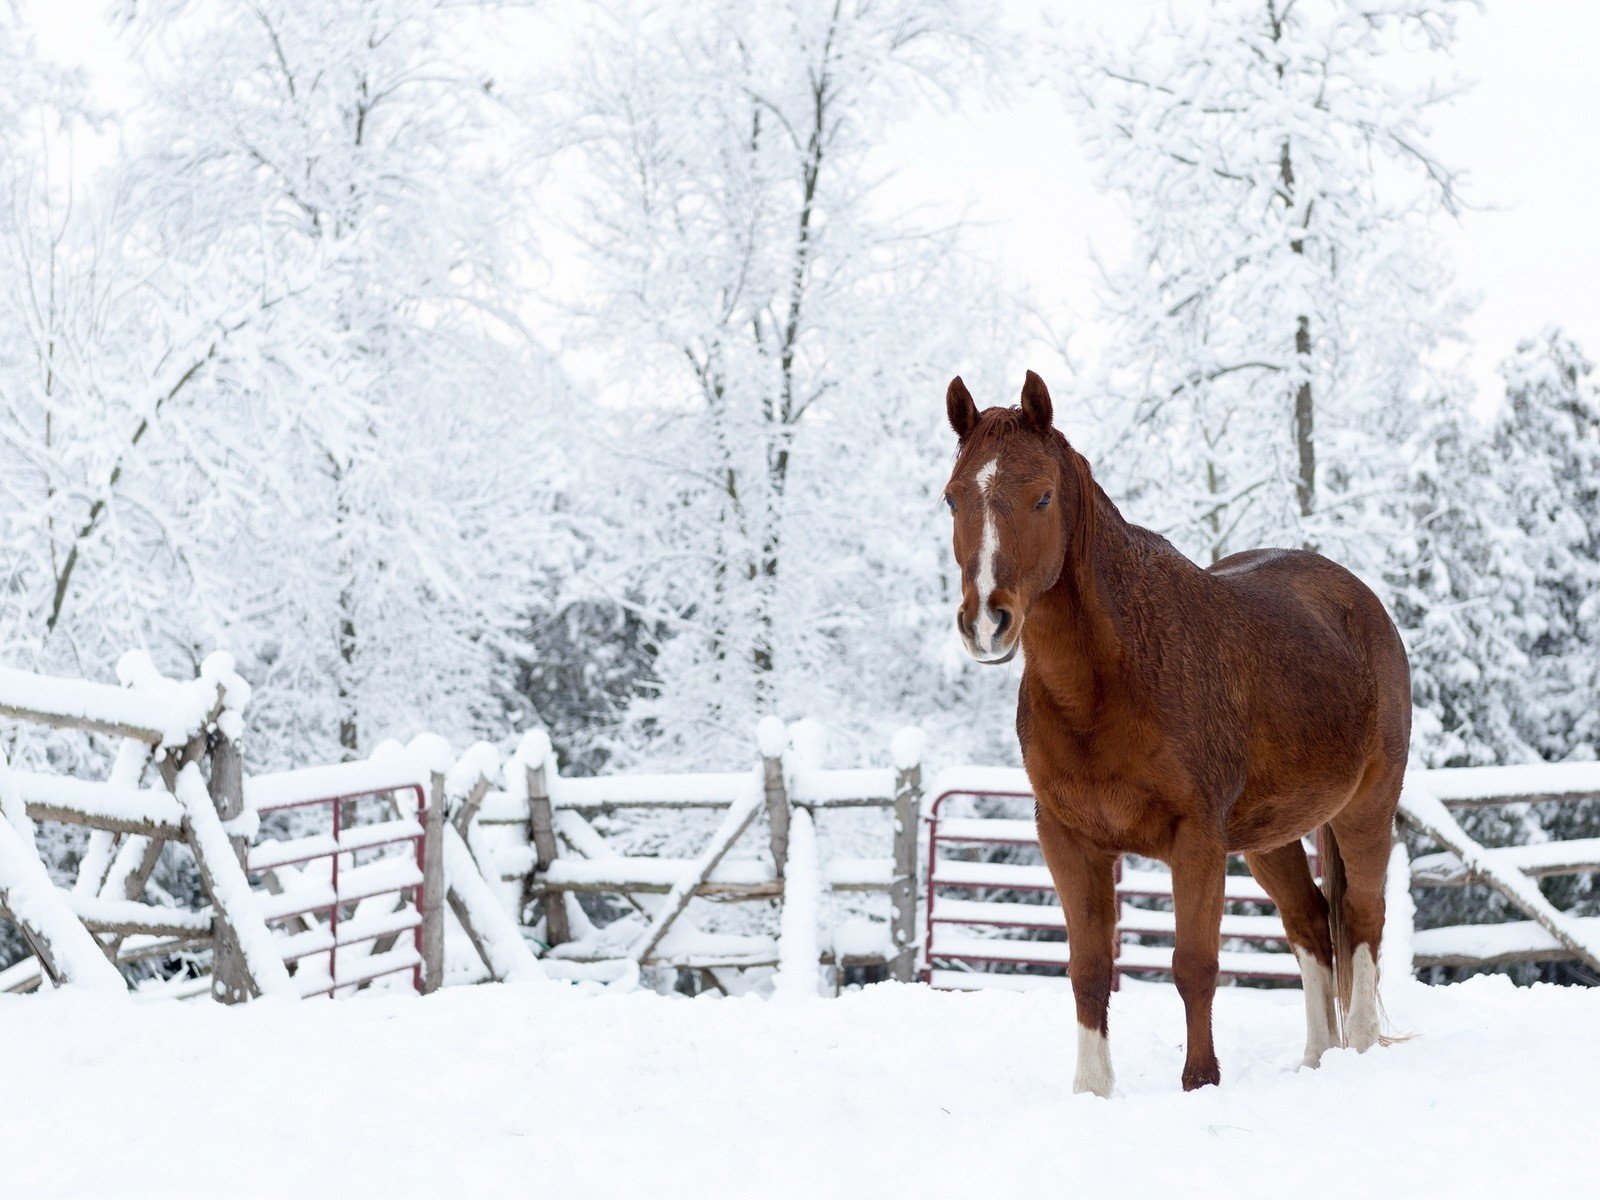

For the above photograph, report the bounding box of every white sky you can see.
[29,0,1600,409]
[878,0,1600,407]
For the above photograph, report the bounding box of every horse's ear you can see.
[1020,370,1053,433]
[946,376,979,440]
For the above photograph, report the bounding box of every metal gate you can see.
[921,787,1308,991]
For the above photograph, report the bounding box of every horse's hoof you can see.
[1181,1063,1221,1091]
[1072,1071,1115,1098]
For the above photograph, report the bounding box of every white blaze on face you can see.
[972,457,1002,654]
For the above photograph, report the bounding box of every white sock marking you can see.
[1295,947,1338,1067]
[1347,943,1381,1052]
[1073,1023,1114,1097]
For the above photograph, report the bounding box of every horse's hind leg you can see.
[1329,764,1405,1052]
[1245,840,1337,1067]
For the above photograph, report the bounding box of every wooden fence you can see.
[0,659,537,1001]
[918,762,1600,991]
[463,720,923,991]
[4,655,1597,1001]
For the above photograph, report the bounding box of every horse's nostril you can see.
[956,610,972,639]
[993,607,1012,638]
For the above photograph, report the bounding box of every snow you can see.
[445,740,502,802]
[540,855,775,890]
[931,897,1288,941]
[1413,918,1600,964]
[773,808,821,1000]
[823,857,894,888]
[246,757,430,812]
[404,733,455,778]
[248,818,424,872]
[789,767,894,805]
[512,728,554,772]
[1380,840,1416,995]
[932,935,1297,979]
[68,895,211,936]
[755,714,788,759]
[0,819,128,994]
[1411,836,1600,885]
[930,858,1273,904]
[8,770,186,836]
[890,725,926,770]
[924,765,1032,801]
[2,976,1595,1197]
[173,764,298,1001]
[628,782,763,962]
[1401,783,1600,974]
[441,825,546,983]
[264,857,423,922]
[1419,761,1600,803]
[0,664,213,746]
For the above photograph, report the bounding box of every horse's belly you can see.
[1224,780,1355,852]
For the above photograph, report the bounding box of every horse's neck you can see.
[1022,487,1146,728]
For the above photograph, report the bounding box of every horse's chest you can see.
[1023,735,1185,857]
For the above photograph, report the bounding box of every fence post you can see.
[525,747,570,947]
[757,717,790,881]
[889,728,925,982]
[420,770,447,993]
[204,725,254,1004]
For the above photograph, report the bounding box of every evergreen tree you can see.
[1492,329,1600,762]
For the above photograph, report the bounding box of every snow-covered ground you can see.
[3,976,1594,1199]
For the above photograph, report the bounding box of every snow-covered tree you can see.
[559,0,1020,766]
[1389,399,1541,768]
[1490,329,1600,762]
[0,7,229,691]
[1061,0,1474,571]
[125,0,572,761]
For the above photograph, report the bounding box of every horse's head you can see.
[943,371,1080,665]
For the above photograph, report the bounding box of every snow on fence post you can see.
[888,727,925,982]
[521,731,570,947]
[773,807,822,999]
[757,717,790,881]
[1380,828,1415,997]
[422,769,448,993]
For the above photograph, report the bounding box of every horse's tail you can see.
[1320,823,1352,1043]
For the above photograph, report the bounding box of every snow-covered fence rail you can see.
[465,719,923,989]
[919,774,1303,992]
[919,761,1600,992]
[0,661,540,1002]
[1399,764,1600,973]
[0,654,297,1000]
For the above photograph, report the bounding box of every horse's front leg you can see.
[1037,807,1119,1097]
[1170,826,1227,1091]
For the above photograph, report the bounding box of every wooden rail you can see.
[475,721,921,986]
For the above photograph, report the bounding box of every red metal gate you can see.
[249,780,430,996]
[922,787,1311,991]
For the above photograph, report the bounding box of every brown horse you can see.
[943,371,1410,1096]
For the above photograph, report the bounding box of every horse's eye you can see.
[944,495,956,512]
[1035,492,1052,511]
